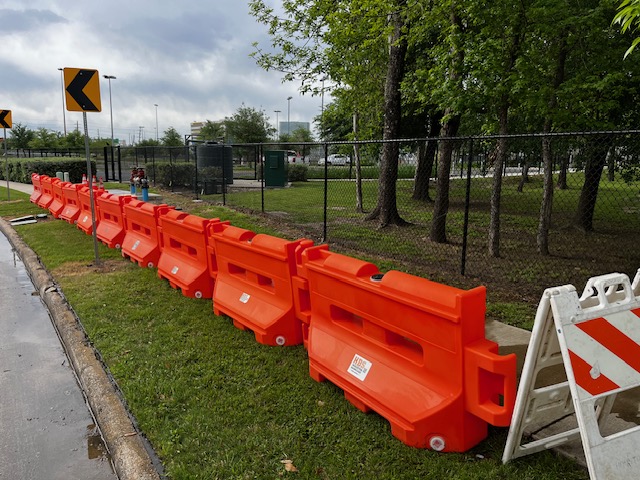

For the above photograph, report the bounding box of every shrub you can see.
[287,164,308,182]
[0,158,96,183]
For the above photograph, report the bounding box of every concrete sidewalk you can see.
[0,228,117,479]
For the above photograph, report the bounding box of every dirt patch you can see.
[52,259,130,279]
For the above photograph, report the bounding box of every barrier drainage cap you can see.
[370,273,385,282]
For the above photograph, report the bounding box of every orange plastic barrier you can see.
[157,210,224,299]
[122,199,174,268]
[36,175,54,209]
[48,179,69,218]
[95,193,134,249]
[30,173,42,205]
[298,246,517,452]
[76,186,106,235]
[59,183,82,224]
[208,223,313,346]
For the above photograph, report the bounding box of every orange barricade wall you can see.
[77,186,106,235]
[208,223,313,346]
[30,173,42,205]
[59,183,82,224]
[96,193,133,249]
[122,199,174,268]
[48,179,69,219]
[36,175,54,209]
[299,246,516,452]
[157,210,223,299]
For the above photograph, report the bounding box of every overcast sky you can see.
[1,1,326,144]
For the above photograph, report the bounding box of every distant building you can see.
[280,121,310,136]
[190,121,205,139]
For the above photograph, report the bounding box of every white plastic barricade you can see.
[503,269,640,480]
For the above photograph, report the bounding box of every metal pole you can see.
[322,142,328,242]
[154,104,159,142]
[260,145,265,213]
[460,138,474,276]
[274,110,281,139]
[83,112,100,266]
[57,68,67,136]
[287,96,292,135]
[4,127,9,201]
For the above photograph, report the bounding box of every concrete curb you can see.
[0,218,161,480]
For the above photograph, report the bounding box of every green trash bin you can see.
[264,150,288,187]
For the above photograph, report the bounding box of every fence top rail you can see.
[224,129,640,149]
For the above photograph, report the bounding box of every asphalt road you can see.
[0,229,117,479]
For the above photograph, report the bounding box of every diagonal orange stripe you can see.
[577,316,640,372]
[568,350,620,396]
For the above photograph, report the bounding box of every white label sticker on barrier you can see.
[348,354,372,381]
[503,269,640,480]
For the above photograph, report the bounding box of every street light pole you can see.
[287,96,292,135]
[274,110,281,139]
[57,68,67,136]
[103,75,116,146]
[154,104,159,142]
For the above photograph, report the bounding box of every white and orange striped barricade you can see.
[503,269,640,480]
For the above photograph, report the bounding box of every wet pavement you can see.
[0,230,117,479]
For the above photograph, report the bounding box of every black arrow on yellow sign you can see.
[0,110,12,129]
[64,68,102,112]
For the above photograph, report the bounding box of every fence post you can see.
[260,145,265,213]
[322,142,328,242]
[103,146,109,181]
[460,138,474,276]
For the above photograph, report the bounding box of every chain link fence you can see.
[16,132,635,299]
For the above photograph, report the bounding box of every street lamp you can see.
[274,110,281,139]
[287,96,292,135]
[103,75,116,146]
[57,68,67,136]
[154,104,159,142]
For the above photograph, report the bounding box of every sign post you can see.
[63,68,102,265]
[0,110,12,201]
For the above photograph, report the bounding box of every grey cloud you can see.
[0,8,67,32]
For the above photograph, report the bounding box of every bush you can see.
[0,158,96,183]
[154,162,195,188]
[287,164,308,182]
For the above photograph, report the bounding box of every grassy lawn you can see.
[0,184,590,479]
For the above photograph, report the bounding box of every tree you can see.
[224,104,275,144]
[8,123,35,149]
[162,127,183,146]
[613,0,640,57]
[62,130,85,148]
[28,128,59,149]
[365,1,409,226]
[199,120,225,142]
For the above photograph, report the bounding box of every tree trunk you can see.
[538,133,554,255]
[575,136,610,232]
[557,154,568,189]
[488,105,508,257]
[413,111,442,201]
[430,113,460,243]
[537,33,566,255]
[365,4,408,227]
[516,159,530,193]
[353,112,363,213]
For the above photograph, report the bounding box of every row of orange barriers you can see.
[29,172,517,452]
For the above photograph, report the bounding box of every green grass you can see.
[1,185,589,480]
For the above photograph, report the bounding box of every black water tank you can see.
[196,143,233,184]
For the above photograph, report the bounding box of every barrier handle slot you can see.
[464,341,517,427]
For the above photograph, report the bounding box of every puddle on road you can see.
[86,424,112,463]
